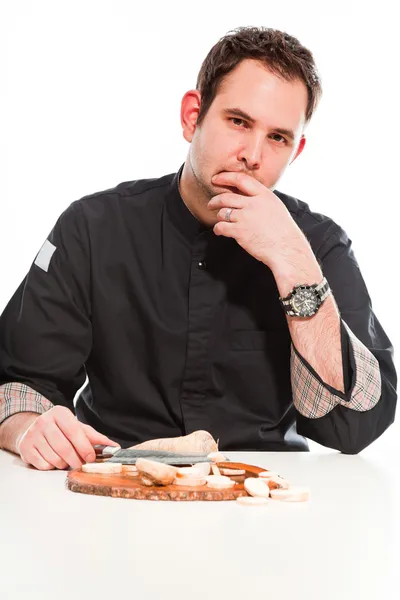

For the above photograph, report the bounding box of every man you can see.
[0,27,397,471]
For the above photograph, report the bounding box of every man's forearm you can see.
[0,412,40,455]
[270,240,345,393]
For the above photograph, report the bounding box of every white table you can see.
[1,448,399,600]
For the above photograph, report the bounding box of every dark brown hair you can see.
[196,26,322,126]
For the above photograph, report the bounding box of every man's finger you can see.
[35,434,71,469]
[208,193,245,211]
[23,447,55,471]
[53,411,98,463]
[213,221,238,238]
[42,423,84,468]
[217,208,240,223]
[212,172,261,196]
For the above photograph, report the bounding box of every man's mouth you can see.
[215,184,241,195]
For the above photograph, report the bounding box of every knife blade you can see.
[94,445,226,466]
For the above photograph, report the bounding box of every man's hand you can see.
[11,406,119,470]
[208,171,308,268]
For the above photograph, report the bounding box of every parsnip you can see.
[175,466,205,478]
[244,477,270,498]
[173,476,206,487]
[207,452,227,462]
[130,430,218,454]
[82,462,122,474]
[220,468,245,476]
[206,475,236,489]
[194,462,211,476]
[266,475,290,490]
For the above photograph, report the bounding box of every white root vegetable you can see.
[121,464,137,472]
[207,452,227,463]
[220,468,245,476]
[267,475,290,490]
[82,462,122,474]
[211,464,221,476]
[136,458,177,486]
[130,430,218,454]
[244,477,270,498]
[173,476,206,487]
[121,465,138,476]
[175,466,205,478]
[193,462,211,476]
[206,475,236,489]
[236,496,269,506]
[270,487,310,502]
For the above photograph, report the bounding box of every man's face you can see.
[187,59,308,216]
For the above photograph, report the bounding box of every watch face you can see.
[291,288,319,317]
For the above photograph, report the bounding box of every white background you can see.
[1,0,398,455]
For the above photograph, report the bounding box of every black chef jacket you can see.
[0,165,397,452]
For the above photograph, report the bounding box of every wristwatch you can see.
[279,277,331,317]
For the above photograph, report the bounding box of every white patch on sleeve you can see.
[34,239,57,272]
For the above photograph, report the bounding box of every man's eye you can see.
[270,134,287,144]
[230,118,246,127]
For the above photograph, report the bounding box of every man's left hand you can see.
[208,171,307,269]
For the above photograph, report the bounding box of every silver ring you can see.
[225,207,234,222]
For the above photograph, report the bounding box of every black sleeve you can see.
[0,201,92,411]
[295,226,397,454]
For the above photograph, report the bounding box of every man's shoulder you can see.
[275,189,330,224]
[76,171,176,211]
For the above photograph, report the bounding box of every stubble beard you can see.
[188,153,216,206]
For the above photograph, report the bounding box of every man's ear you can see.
[180,90,201,143]
[290,135,306,164]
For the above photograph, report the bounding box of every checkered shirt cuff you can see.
[291,320,382,419]
[0,382,54,425]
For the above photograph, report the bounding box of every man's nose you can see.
[237,133,263,170]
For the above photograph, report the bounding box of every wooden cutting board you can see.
[66,461,264,501]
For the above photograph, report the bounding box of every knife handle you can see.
[94,444,120,457]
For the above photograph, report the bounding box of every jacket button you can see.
[197,261,207,270]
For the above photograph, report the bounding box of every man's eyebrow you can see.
[222,108,295,141]
[223,107,256,124]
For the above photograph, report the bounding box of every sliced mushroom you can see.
[136,458,177,486]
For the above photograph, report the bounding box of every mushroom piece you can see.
[136,458,177,486]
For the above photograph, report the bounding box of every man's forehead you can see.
[214,62,307,130]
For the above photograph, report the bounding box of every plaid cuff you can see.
[291,320,382,419]
[0,382,54,425]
